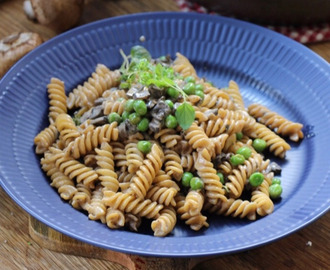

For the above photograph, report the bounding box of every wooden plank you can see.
[28,215,200,270]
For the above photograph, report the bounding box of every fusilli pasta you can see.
[35,48,303,237]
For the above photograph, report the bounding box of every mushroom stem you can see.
[23,0,36,20]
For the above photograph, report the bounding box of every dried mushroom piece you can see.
[0,32,43,77]
[23,0,84,32]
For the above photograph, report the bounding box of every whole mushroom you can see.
[23,0,85,32]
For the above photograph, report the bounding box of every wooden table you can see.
[1,0,329,269]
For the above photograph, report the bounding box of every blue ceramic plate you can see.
[0,12,329,257]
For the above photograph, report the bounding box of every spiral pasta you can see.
[67,64,120,109]
[183,189,204,216]
[180,152,197,172]
[246,122,291,158]
[103,99,127,116]
[163,149,183,181]
[102,88,127,100]
[129,143,164,199]
[125,139,144,174]
[248,103,304,142]
[202,82,231,101]
[151,206,177,237]
[251,176,274,216]
[204,198,257,220]
[67,122,119,159]
[70,182,92,210]
[217,108,256,132]
[154,128,181,149]
[117,171,134,192]
[110,141,127,171]
[34,124,58,154]
[195,148,227,205]
[46,147,99,188]
[55,113,81,146]
[86,184,107,223]
[199,93,235,110]
[218,159,233,175]
[105,208,125,229]
[210,134,229,156]
[35,49,303,237]
[103,191,163,219]
[47,77,67,123]
[185,122,214,155]
[225,152,269,198]
[172,52,197,78]
[41,162,77,201]
[226,80,245,111]
[175,194,209,231]
[95,142,119,192]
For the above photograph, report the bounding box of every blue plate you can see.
[0,12,329,257]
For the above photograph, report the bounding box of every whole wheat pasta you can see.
[248,103,304,142]
[34,48,302,237]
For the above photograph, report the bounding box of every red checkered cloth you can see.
[175,0,330,44]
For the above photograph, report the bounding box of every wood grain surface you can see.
[0,0,329,269]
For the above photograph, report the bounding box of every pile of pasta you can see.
[34,52,304,237]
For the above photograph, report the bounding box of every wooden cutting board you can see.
[28,216,211,270]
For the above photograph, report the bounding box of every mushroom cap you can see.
[28,0,84,31]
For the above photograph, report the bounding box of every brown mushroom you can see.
[0,32,43,78]
[23,0,85,32]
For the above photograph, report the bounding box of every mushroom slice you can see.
[0,32,43,77]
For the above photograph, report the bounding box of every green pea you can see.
[133,100,147,116]
[269,184,283,199]
[158,55,167,61]
[167,87,180,99]
[137,118,149,132]
[253,138,267,152]
[230,154,245,166]
[165,115,178,129]
[108,112,122,123]
[128,112,141,125]
[236,146,252,159]
[121,111,130,121]
[271,178,281,185]
[137,140,152,154]
[195,84,204,92]
[119,82,130,89]
[195,90,204,100]
[217,172,225,185]
[190,177,204,190]
[184,76,196,83]
[124,99,135,112]
[249,172,264,187]
[165,100,174,109]
[182,172,193,187]
[183,82,196,95]
[236,132,243,140]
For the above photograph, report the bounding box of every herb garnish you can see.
[119,46,195,130]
